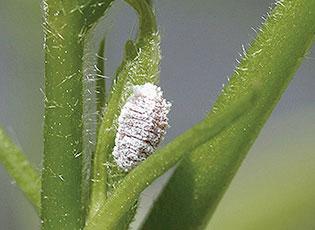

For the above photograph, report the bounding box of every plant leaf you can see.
[87,0,160,221]
[82,0,115,29]
[0,127,40,212]
[105,0,160,196]
[142,0,315,229]
[84,91,258,230]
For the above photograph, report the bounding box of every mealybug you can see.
[113,83,171,171]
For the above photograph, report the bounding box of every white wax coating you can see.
[113,83,171,171]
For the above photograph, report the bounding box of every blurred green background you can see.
[0,0,314,229]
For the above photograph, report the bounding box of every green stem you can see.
[96,38,106,119]
[105,0,160,196]
[84,91,258,230]
[40,0,114,229]
[143,0,315,229]
[0,127,41,212]
[88,0,159,219]
[41,2,86,229]
[88,41,134,220]
[87,38,107,220]
[125,0,157,37]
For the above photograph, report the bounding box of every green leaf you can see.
[142,0,315,229]
[82,0,115,29]
[84,90,258,230]
[0,127,41,212]
[105,0,161,200]
[125,0,157,37]
[87,0,160,221]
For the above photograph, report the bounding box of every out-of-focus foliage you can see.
[143,1,315,228]
[209,108,315,230]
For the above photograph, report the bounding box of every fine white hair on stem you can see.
[113,83,171,171]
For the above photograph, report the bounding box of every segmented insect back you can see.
[113,83,171,171]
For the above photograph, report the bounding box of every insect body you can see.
[113,83,171,171]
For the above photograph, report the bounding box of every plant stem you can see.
[96,38,106,119]
[104,0,160,196]
[86,38,107,220]
[142,0,315,229]
[88,1,159,220]
[0,127,41,212]
[41,2,86,229]
[84,91,257,230]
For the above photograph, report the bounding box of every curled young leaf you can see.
[88,0,161,221]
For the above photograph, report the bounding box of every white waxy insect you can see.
[113,83,171,171]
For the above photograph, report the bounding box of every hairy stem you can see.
[96,38,106,118]
[88,1,159,220]
[41,2,86,229]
